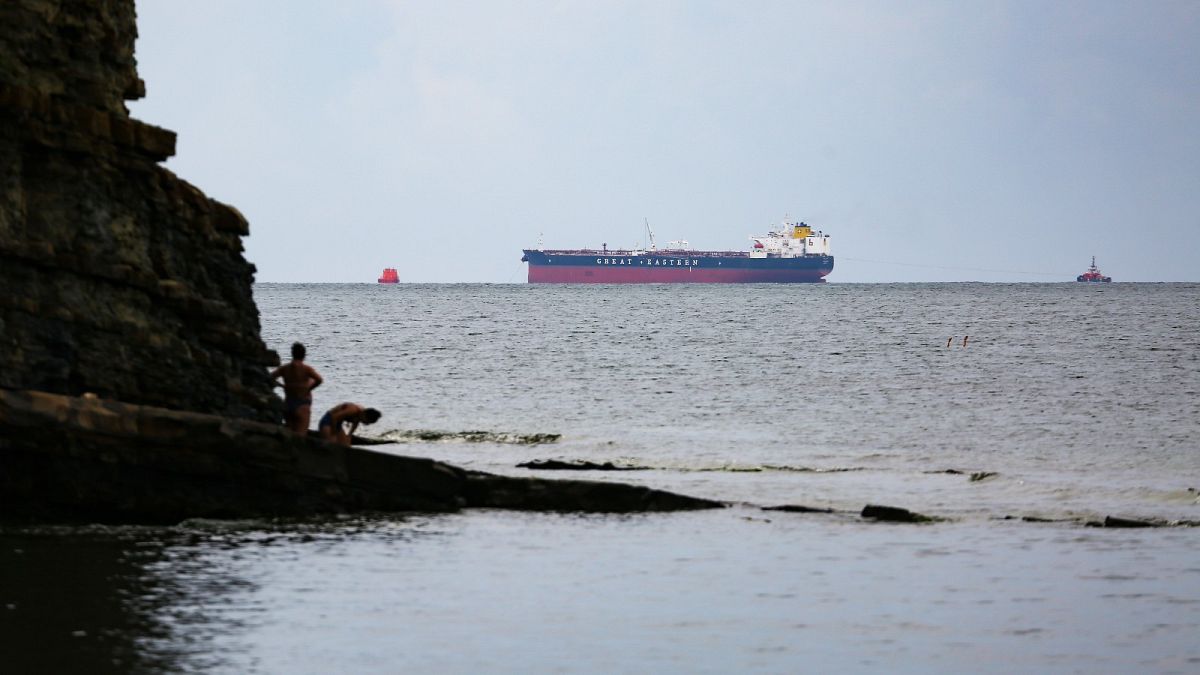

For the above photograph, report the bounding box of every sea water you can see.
[3,283,1199,673]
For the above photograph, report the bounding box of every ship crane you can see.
[645,218,657,252]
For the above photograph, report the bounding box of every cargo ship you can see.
[521,220,833,283]
[1075,256,1111,283]
[377,267,399,284]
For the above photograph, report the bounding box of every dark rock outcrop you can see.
[763,504,837,514]
[861,504,938,523]
[1102,515,1160,528]
[0,390,723,522]
[1,0,280,422]
[464,472,722,512]
[0,389,466,523]
[925,469,997,482]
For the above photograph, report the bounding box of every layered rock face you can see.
[0,0,280,421]
[0,2,728,523]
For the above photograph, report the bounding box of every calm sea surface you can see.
[4,283,1199,672]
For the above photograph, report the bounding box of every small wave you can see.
[518,459,646,471]
[381,429,561,445]
[924,469,999,482]
[513,460,867,473]
[693,464,867,474]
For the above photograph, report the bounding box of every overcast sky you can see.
[129,1,1199,282]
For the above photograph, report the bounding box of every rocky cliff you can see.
[0,0,280,422]
[0,1,725,522]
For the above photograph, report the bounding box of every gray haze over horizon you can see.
[130,1,1199,283]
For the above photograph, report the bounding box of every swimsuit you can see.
[319,408,348,427]
[285,396,312,415]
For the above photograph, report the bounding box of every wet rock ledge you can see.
[0,390,722,524]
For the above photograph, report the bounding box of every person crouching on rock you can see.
[318,403,382,446]
[270,342,324,434]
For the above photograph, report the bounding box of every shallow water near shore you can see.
[4,282,1199,672]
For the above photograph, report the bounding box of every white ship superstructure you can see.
[749,221,831,258]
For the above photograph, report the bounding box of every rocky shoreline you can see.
[0,389,722,523]
[4,386,1192,526]
[2,4,1192,529]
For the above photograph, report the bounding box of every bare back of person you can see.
[270,343,323,434]
[277,361,320,401]
[318,403,381,446]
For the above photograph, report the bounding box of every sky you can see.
[128,0,1200,283]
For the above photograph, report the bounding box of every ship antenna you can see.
[645,218,657,251]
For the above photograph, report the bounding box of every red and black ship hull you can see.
[521,250,833,284]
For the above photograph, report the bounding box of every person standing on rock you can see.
[270,342,324,434]
[318,403,382,446]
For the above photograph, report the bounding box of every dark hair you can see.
[291,342,306,360]
[362,408,381,424]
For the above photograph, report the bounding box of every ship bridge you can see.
[749,221,831,258]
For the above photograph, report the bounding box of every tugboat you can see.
[377,267,399,284]
[1076,256,1112,283]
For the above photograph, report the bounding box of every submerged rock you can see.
[1103,516,1161,528]
[517,459,647,471]
[762,505,837,514]
[861,504,938,523]
[464,472,722,512]
[926,469,997,482]
[348,434,395,446]
[1014,515,1067,523]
